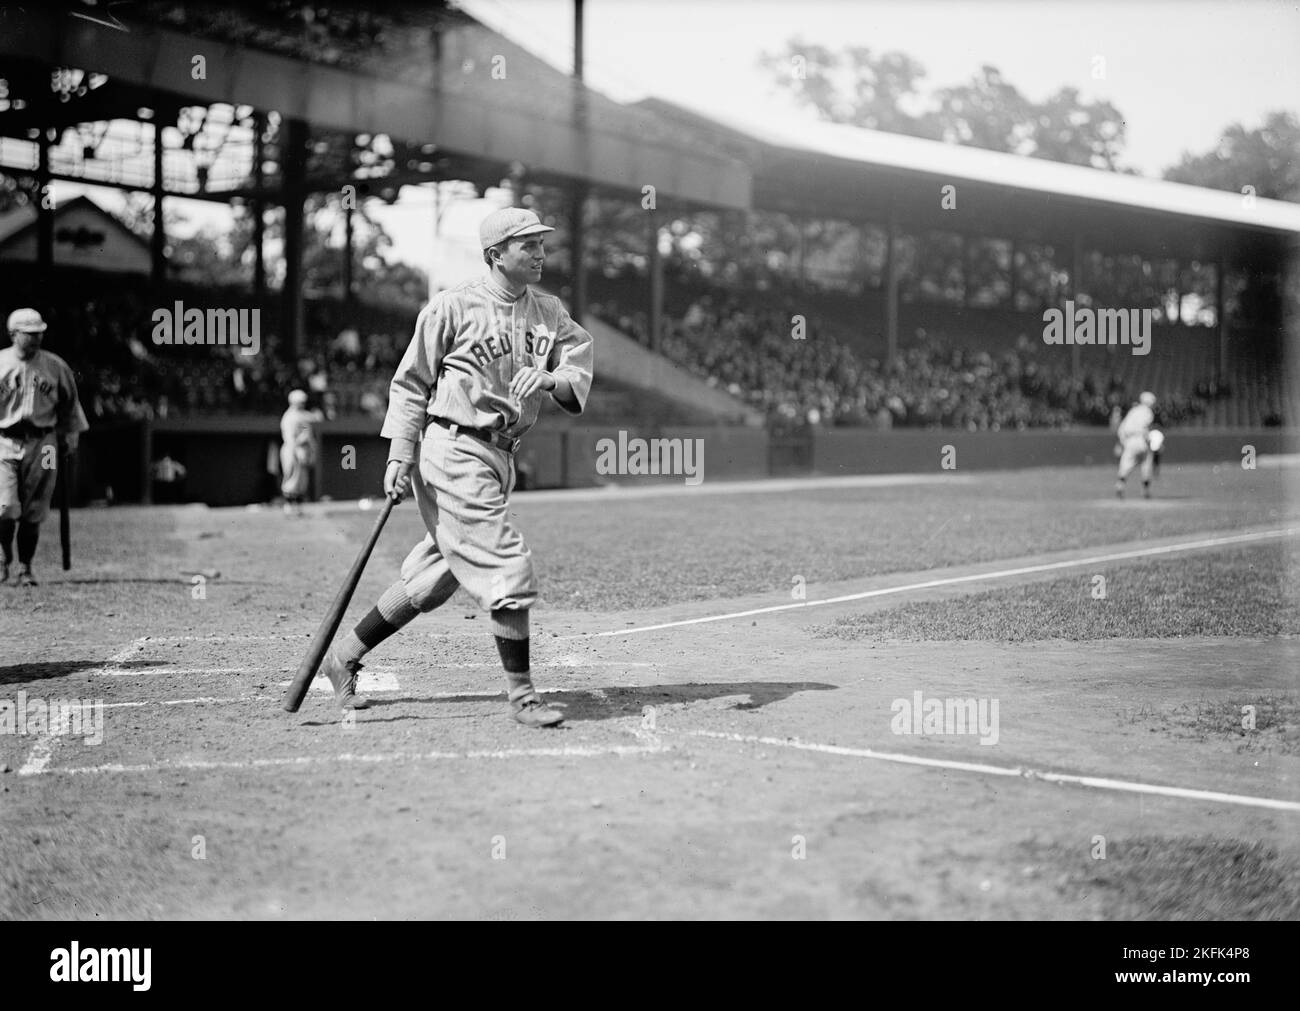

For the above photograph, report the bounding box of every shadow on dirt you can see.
[362,681,837,724]
[0,659,169,685]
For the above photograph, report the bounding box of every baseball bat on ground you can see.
[282,495,396,713]
[58,441,72,571]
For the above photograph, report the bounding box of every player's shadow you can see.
[0,659,169,685]
[362,681,838,725]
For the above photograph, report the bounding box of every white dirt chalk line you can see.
[577,526,1298,638]
[137,634,309,643]
[105,638,149,664]
[99,696,276,709]
[17,734,58,776]
[19,641,142,774]
[679,730,1300,814]
[89,667,255,678]
[42,739,669,776]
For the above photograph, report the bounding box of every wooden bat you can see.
[58,440,72,571]
[282,495,396,713]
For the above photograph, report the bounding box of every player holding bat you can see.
[308,208,593,727]
[0,309,88,587]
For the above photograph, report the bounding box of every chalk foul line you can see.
[676,729,1300,813]
[579,527,1298,637]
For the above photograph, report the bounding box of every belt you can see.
[0,422,53,440]
[430,417,520,453]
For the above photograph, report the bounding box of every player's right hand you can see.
[384,460,413,502]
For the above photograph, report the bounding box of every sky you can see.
[459,0,1299,177]
[59,0,1300,285]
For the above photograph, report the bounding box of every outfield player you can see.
[1147,427,1165,479]
[279,389,323,517]
[0,308,89,586]
[317,207,594,727]
[1115,391,1158,499]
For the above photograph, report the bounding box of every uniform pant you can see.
[0,431,58,523]
[399,422,536,614]
[1117,434,1153,482]
[280,443,313,500]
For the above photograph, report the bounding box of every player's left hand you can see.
[63,433,79,455]
[509,367,556,400]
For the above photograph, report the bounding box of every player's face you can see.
[498,236,546,285]
[10,329,42,359]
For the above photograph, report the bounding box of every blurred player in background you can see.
[1115,391,1158,499]
[279,389,323,517]
[1147,427,1165,479]
[0,308,89,585]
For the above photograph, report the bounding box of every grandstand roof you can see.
[640,100,1300,261]
[0,4,750,210]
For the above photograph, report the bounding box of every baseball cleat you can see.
[319,650,371,710]
[14,566,37,587]
[509,686,563,728]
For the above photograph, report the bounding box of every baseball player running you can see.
[1115,391,1158,499]
[0,308,89,586]
[279,389,323,517]
[317,207,594,727]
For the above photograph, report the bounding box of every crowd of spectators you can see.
[33,283,1232,431]
[637,293,1218,431]
[38,288,411,422]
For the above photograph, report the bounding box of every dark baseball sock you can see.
[492,609,533,701]
[494,635,530,675]
[16,521,38,565]
[0,518,13,563]
[335,580,422,665]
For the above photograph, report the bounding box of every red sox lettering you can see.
[467,324,554,369]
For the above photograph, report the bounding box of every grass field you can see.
[1,458,1297,919]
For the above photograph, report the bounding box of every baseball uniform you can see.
[383,276,593,614]
[279,393,323,509]
[1115,394,1157,496]
[0,342,89,581]
[315,207,594,727]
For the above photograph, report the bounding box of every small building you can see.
[0,194,150,274]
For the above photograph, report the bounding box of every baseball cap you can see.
[7,308,47,333]
[288,389,308,406]
[1139,391,1156,407]
[479,207,554,251]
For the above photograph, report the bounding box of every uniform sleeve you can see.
[381,296,453,463]
[56,362,90,436]
[547,304,594,416]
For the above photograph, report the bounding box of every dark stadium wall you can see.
[811,428,1298,476]
[74,423,1298,506]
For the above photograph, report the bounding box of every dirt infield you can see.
[2,463,1298,919]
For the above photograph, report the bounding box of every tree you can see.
[927,66,1033,154]
[1163,111,1300,203]
[1028,87,1129,170]
[763,43,1135,171]
[759,40,938,138]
